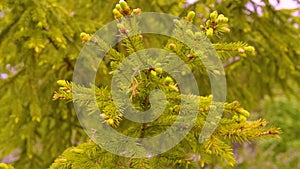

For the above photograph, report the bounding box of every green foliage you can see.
[233,95,300,169]
[0,163,14,169]
[51,81,280,168]
[263,96,300,153]
[0,0,298,168]
[0,0,114,168]
[49,2,280,168]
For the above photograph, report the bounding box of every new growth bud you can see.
[155,68,163,74]
[244,46,255,54]
[113,8,119,15]
[107,118,115,126]
[169,43,176,49]
[150,70,157,77]
[115,4,122,11]
[217,14,228,23]
[113,8,123,18]
[57,80,67,87]
[164,76,173,83]
[119,0,128,10]
[186,11,196,21]
[133,8,141,15]
[223,17,229,23]
[217,14,225,19]
[118,0,130,15]
[206,28,214,37]
[232,115,247,122]
[80,32,91,42]
[210,11,218,20]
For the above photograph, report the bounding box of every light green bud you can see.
[164,76,173,83]
[187,11,196,20]
[244,46,255,53]
[150,70,157,77]
[206,28,214,37]
[119,0,128,10]
[115,4,122,11]
[210,11,218,20]
[57,80,67,87]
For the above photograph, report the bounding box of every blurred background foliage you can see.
[234,93,300,169]
[0,0,299,168]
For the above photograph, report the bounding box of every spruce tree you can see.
[0,0,298,169]
[49,1,280,168]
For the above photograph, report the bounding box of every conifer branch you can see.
[49,2,281,168]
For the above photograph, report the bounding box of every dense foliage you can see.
[0,0,299,169]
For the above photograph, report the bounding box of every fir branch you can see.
[48,2,282,168]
